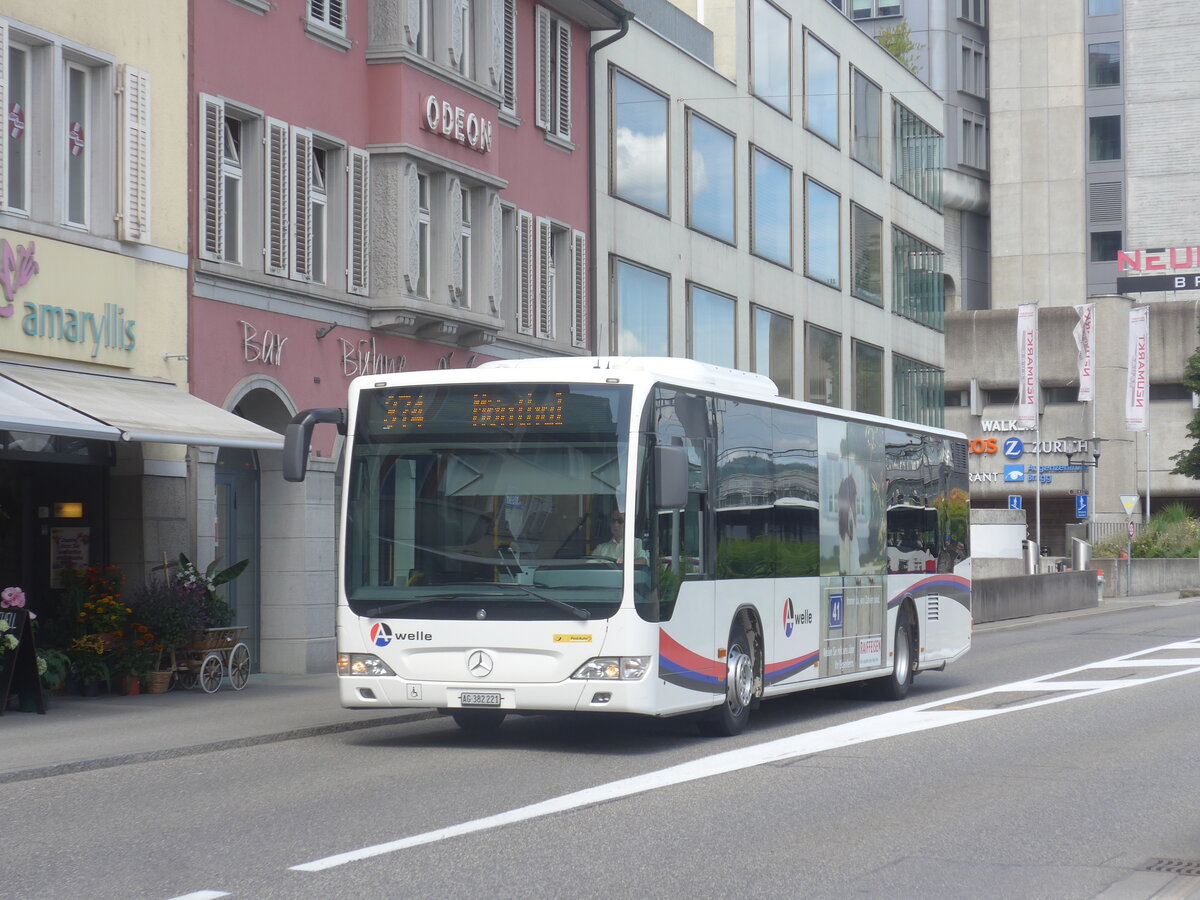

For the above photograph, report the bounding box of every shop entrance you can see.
[216,447,260,669]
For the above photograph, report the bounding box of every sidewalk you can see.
[1,591,1188,783]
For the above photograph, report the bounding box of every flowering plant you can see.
[67,633,111,687]
[177,553,245,628]
[108,624,162,677]
[0,619,19,654]
[76,592,131,635]
[1,586,32,616]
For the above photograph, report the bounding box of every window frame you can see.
[612,257,670,357]
[750,0,791,117]
[804,176,840,289]
[687,283,737,369]
[1088,114,1122,162]
[5,37,32,215]
[536,5,572,143]
[1088,41,1121,88]
[804,323,841,407]
[852,338,884,416]
[850,67,882,174]
[804,30,839,147]
[610,67,669,217]
[64,60,92,228]
[686,110,736,244]
[750,145,793,268]
[850,202,883,306]
[751,304,794,398]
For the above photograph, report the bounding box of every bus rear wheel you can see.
[699,621,755,737]
[873,605,916,701]
[451,709,506,733]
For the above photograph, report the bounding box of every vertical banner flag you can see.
[1073,303,1095,402]
[1017,303,1039,428]
[1126,306,1150,431]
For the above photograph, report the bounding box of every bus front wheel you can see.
[699,621,755,737]
[873,605,916,701]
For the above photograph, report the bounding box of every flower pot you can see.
[119,675,141,696]
[145,670,173,694]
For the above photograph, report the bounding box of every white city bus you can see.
[284,357,971,736]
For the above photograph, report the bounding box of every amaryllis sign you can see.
[1125,306,1150,432]
[1016,303,1039,429]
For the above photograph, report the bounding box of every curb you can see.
[0,709,439,785]
[974,594,1193,634]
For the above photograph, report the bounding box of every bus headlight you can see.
[338,653,396,677]
[571,656,651,680]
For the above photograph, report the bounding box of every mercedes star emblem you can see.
[467,650,494,678]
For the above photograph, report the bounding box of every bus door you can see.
[818,575,886,678]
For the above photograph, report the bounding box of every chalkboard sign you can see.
[0,609,46,715]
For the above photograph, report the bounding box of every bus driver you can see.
[592,511,648,565]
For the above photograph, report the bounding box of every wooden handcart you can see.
[173,626,251,693]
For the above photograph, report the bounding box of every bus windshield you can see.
[344,382,634,620]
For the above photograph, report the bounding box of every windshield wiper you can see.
[506,583,590,620]
[364,584,589,620]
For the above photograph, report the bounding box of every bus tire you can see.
[698,621,755,737]
[873,604,916,701]
[451,709,506,732]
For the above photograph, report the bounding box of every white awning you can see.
[0,376,121,441]
[0,363,284,450]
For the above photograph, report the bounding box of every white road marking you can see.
[165,892,230,900]
[291,637,1200,873]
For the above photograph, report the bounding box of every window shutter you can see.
[449,176,463,301]
[200,95,225,260]
[449,0,465,70]
[310,0,325,24]
[501,0,517,113]
[571,229,587,349]
[264,118,289,276]
[536,216,553,339]
[517,210,534,335]
[489,193,503,313]
[290,128,313,280]
[554,18,571,139]
[403,0,421,48]
[348,147,370,295]
[487,0,504,92]
[327,0,345,30]
[0,22,9,209]
[118,65,152,243]
[403,162,421,293]
[535,7,551,130]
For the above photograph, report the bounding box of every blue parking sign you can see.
[1076,494,1089,519]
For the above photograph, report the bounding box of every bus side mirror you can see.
[654,444,688,510]
[283,408,345,482]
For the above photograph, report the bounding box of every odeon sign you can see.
[422,95,493,153]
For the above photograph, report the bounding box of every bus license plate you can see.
[460,692,501,707]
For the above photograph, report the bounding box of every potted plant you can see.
[67,634,111,695]
[37,648,72,693]
[126,578,201,682]
[177,554,245,630]
[108,624,160,695]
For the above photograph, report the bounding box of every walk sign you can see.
[1008,495,1022,510]
[1120,494,1139,516]
[1076,494,1089,519]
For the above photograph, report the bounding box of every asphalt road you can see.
[7,598,1200,900]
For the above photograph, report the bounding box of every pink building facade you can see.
[189,0,627,673]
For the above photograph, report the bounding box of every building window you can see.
[894,355,944,427]
[201,96,251,263]
[310,145,328,284]
[308,0,345,31]
[6,41,30,214]
[893,228,943,330]
[752,306,794,398]
[805,178,840,288]
[1088,42,1120,87]
[501,0,516,114]
[689,285,736,369]
[612,70,668,215]
[805,32,839,146]
[1088,0,1120,14]
[1090,230,1122,262]
[958,0,986,25]
[851,68,881,173]
[961,111,987,170]
[460,187,472,305]
[536,7,571,141]
[893,102,943,211]
[415,0,433,58]
[851,203,882,306]
[417,176,432,300]
[65,62,91,227]
[221,116,242,263]
[853,340,883,415]
[1089,115,1121,161]
[687,112,735,243]
[960,38,985,97]
[751,147,792,267]
[852,0,901,19]
[751,0,790,116]
[805,324,841,407]
[614,258,669,356]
